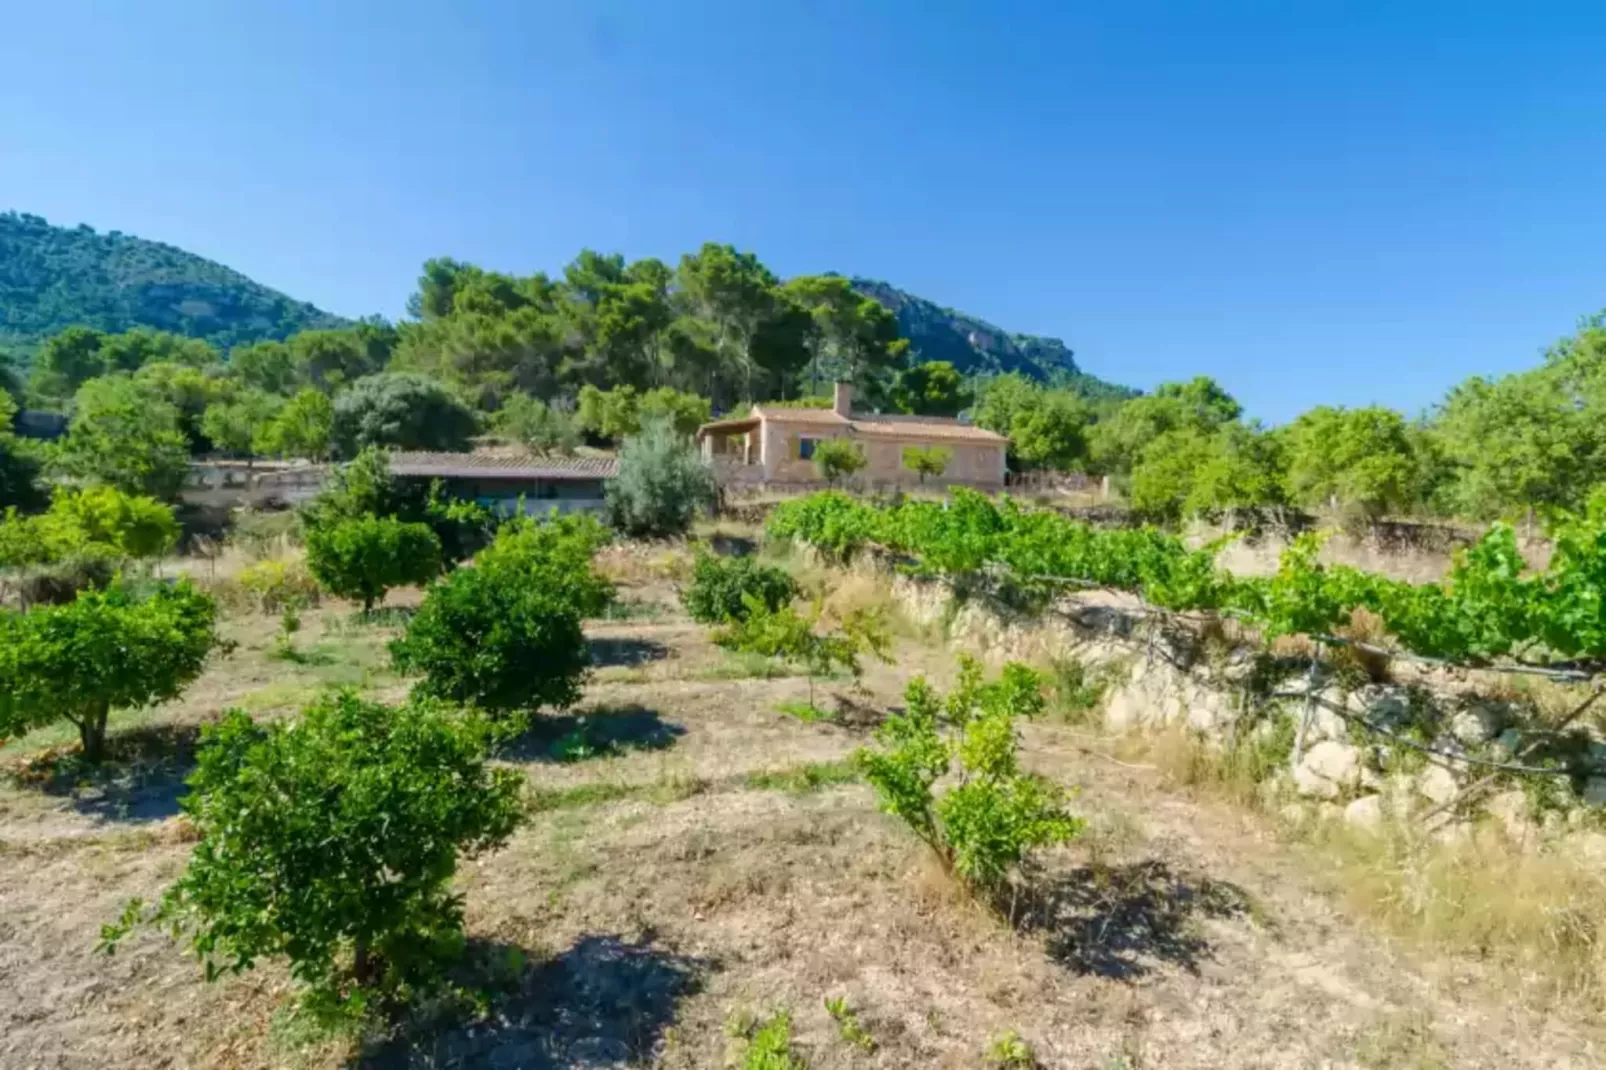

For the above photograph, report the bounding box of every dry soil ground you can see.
[1,555,1603,1069]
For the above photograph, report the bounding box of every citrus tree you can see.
[390,562,590,719]
[102,693,523,1014]
[304,516,441,613]
[813,438,866,486]
[901,446,951,485]
[856,657,1082,895]
[0,580,218,762]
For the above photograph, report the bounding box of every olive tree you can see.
[0,581,218,762]
[102,693,523,1013]
[304,516,441,613]
[604,418,717,538]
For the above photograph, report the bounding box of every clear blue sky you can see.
[4,1,1604,422]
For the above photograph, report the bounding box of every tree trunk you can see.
[353,936,376,986]
[78,701,110,764]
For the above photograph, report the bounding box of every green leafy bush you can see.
[714,593,889,711]
[475,512,614,617]
[330,372,478,458]
[389,562,589,719]
[0,485,179,569]
[304,516,441,612]
[812,437,866,485]
[101,693,523,1014]
[605,418,718,538]
[681,549,799,624]
[856,657,1082,895]
[0,580,218,761]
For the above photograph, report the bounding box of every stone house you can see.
[695,383,1008,490]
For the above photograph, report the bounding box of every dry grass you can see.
[1126,722,1606,1012]
[1,553,1602,1068]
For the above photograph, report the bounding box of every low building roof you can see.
[388,450,618,480]
[699,405,1007,446]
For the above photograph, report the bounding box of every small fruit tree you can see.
[681,548,799,624]
[102,693,523,1014]
[0,580,218,762]
[856,656,1082,896]
[813,438,867,486]
[901,445,951,485]
[390,514,608,719]
[713,594,888,712]
[304,515,441,613]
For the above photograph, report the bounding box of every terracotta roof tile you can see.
[846,418,1007,444]
[751,405,850,426]
[387,450,618,480]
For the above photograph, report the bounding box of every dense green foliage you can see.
[605,419,718,538]
[391,513,605,717]
[857,658,1082,893]
[902,445,952,483]
[681,549,799,624]
[389,558,590,719]
[576,384,712,441]
[304,516,441,612]
[0,212,346,354]
[813,437,867,485]
[769,487,1606,665]
[0,392,43,510]
[0,580,218,761]
[0,485,178,568]
[103,693,523,1013]
[57,375,192,499]
[330,372,478,458]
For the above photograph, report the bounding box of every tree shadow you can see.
[1013,859,1255,980]
[5,722,201,824]
[496,704,686,764]
[588,636,671,668]
[353,932,711,1069]
[708,533,758,557]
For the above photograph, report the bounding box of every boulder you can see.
[1484,789,1532,842]
[1293,741,1363,799]
[1414,764,1459,807]
[1343,794,1385,831]
[1449,703,1505,746]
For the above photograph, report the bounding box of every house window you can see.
[798,437,818,460]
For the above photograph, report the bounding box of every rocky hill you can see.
[851,277,1134,400]
[0,211,348,355]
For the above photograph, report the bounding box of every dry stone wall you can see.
[879,564,1605,847]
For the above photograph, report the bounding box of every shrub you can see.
[305,516,441,613]
[813,438,866,485]
[0,486,179,569]
[856,657,1082,895]
[714,593,888,711]
[102,693,523,1014]
[330,373,478,458]
[0,580,219,761]
[475,512,614,616]
[605,417,717,538]
[237,558,321,614]
[681,549,799,624]
[390,564,589,719]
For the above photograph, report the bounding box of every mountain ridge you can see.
[0,211,350,355]
[848,277,1134,401]
[0,212,1135,399]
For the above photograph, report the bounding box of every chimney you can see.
[832,381,853,417]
